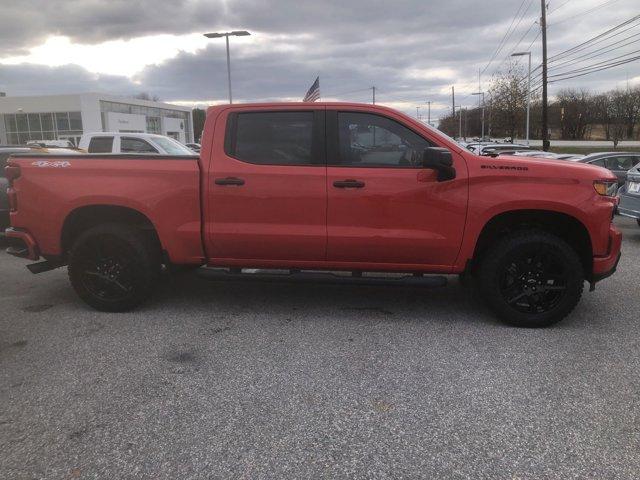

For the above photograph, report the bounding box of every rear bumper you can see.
[4,227,40,260]
[591,223,622,283]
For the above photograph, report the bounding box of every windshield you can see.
[152,136,197,155]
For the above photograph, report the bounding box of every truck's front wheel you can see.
[68,223,160,312]
[477,230,584,327]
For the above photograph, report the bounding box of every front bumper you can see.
[4,227,40,260]
[591,223,622,284]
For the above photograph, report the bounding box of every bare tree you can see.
[488,62,532,139]
[555,89,593,140]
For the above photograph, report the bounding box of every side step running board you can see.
[26,260,65,274]
[197,268,447,288]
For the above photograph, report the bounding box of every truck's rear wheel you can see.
[68,223,160,312]
[477,230,584,327]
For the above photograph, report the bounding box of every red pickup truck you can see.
[4,103,621,327]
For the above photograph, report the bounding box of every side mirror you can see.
[422,147,456,182]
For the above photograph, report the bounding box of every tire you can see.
[68,223,161,312]
[637,218,640,228]
[477,230,584,328]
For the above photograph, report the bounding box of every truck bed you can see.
[7,154,204,264]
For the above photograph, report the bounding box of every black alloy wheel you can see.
[478,230,584,327]
[68,224,160,311]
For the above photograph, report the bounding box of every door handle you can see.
[215,177,245,186]
[333,179,365,188]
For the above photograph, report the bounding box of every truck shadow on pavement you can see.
[151,271,508,328]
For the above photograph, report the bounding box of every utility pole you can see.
[512,51,531,143]
[541,0,549,151]
[463,108,468,141]
[426,101,432,125]
[416,106,421,120]
[451,86,455,115]
[372,86,376,105]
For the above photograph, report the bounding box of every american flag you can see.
[303,76,320,102]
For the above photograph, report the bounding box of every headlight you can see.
[593,180,618,197]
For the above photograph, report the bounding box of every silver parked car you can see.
[578,152,640,186]
[618,163,640,227]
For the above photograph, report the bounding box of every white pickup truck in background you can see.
[78,132,197,155]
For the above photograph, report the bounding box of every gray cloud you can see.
[0,0,638,121]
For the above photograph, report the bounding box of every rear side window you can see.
[228,111,315,165]
[88,137,114,153]
[606,156,638,171]
[121,137,158,154]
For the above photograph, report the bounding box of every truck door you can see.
[205,107,327,263]
[325,109,467,270]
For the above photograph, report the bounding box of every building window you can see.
[2,111,82,145]
[146,116,161,134]
[55,112,70,131]
[69,111,82,130]
[16,114,28,131]
[41,113,54,131]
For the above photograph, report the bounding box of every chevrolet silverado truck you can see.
[4,103,622,327]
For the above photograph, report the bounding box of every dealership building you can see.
[0,92,193,146]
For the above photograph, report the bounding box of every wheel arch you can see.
[470,209,593,277]
[60,204,162,259]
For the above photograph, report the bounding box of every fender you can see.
[454,201,593,271]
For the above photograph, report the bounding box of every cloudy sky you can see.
[0,0,638,121]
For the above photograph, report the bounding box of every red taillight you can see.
[5,164,21,185]
[8,189,17,212]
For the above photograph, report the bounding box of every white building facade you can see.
[0,92,193,146]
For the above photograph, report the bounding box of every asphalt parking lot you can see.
[1,217,639,479]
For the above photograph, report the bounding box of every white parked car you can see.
[78,132,197,155]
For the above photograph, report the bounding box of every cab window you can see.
[88,137,114,153]
[334,112,431,167]
[121,137,158,154]
[228,111,316,165]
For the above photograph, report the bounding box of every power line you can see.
[549,14,640,61]
[548,54,640,82]
[487,18,539,80]
[549,48,640,77]
[548,32,640,70]
[550,19,640,65]
[481,0,534,75]
[547,0,571,15]
[548,0,624,26]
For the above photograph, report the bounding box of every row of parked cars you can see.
[460,140,640,227]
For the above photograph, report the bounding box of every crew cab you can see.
[4,103,622,327]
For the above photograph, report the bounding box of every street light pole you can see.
[512,51,532,144]
[426,101,432,126]
[203,30,251,104]
[225,35,232,103]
